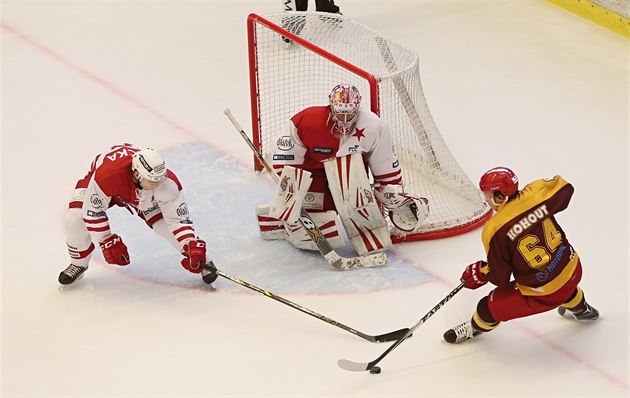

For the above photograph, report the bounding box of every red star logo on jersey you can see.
[353,128,366,141]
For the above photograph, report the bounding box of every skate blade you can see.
[57,273,85,290]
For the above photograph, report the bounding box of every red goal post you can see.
[247,12,491,241]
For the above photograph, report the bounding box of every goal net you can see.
[247,12,491,241]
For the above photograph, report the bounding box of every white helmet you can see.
[329,84,361,135]
[132,149,167,182]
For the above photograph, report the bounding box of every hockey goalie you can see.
[256,84,429,256]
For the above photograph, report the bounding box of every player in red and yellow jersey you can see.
[444,167,599,344]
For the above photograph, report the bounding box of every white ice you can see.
[1,1,628,397]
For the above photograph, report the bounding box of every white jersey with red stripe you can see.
[271,106,401,211]
[72,144,197,251]
[274,106,401,185]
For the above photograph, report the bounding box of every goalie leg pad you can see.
[324,154,392,256]
[284,211,344,251]
[269,166,313,224]
[256,204,285,240]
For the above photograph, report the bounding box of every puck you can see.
[369,366,381,374]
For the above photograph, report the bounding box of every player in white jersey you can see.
[257,84,429,255]
[59,144,217,285]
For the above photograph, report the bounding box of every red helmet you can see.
[479,167,519,197]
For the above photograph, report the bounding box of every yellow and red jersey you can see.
[482,176,580,296]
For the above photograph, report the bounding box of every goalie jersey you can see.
[272,106,402,210]
[481,176,580,296]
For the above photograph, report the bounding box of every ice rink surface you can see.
[2,1,628,397]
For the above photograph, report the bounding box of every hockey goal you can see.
[247,12,491,241]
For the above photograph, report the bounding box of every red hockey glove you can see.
[99,234,130,266]
[461,260,489,289]
[181,239,206,274]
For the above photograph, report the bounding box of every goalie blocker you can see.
[256,153,429,255]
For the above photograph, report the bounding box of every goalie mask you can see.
[329,84,361,135]
[132,149,167,182]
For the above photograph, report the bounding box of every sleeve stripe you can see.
[173,225,194,235]
[146,213,163,227]
[87,226,111,233]
[373,170,401,180]
[176,233,196,242]
[83,217,108,224]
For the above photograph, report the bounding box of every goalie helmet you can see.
[132,149,167,182]
[479,167,518,197]
[329,84,361,135]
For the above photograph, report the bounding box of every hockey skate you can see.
[281,15,306,44]
[317,0,341,13]
[58,264,87,285]
[443,320,481,344]
[558,302,599,321]
[316,0,343,27]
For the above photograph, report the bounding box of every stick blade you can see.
[330,252,388,271]
[337,359,370,372]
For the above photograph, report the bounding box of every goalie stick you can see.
[203,262,409,342]
[223,108,387,271]
[337,281,466,372]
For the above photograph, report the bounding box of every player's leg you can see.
[324,153,392,256]
[315,0,340,13]
[557,287,599,321]
[281,0,308,43]
[283,0,308,11]
[60,207,94,284]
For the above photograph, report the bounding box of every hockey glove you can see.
[461,260,489,289]
[374,185,429,232]
[99,234,130,266]
[181,239,206,274]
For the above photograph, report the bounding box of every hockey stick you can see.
[223,108,387,271]
[337,281,466,372]
[203,262,409,342]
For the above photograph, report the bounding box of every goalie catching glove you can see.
[374,185,429,232]
[181,239,207,274]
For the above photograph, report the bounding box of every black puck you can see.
[369,366,381,374]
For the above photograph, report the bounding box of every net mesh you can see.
[249,12,490,240]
